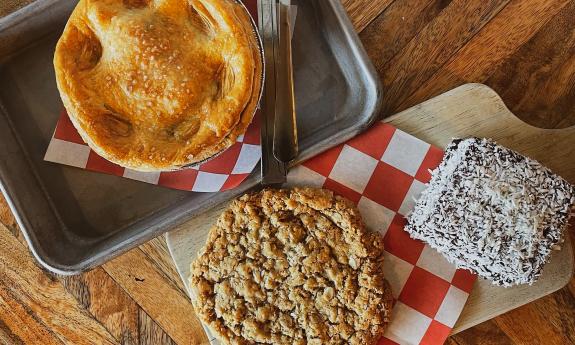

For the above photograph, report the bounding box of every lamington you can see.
[405,137,575,287]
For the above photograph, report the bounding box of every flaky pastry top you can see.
[54,0,262,171]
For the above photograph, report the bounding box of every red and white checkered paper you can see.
[198,121,477,345]
[284,122,478,345]
[44,0,262,193]
[44,110,261,192]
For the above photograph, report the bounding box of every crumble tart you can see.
[54,0,263,171]
[406,138,575,287]
[189,188,393,345]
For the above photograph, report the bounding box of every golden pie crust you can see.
[54,0,263,171]
[189,188,393,345]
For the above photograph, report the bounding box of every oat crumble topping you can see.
[190,188,393,345]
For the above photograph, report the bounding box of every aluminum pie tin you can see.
[180,0,265,170]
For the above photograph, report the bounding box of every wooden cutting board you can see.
[165,83,574,334]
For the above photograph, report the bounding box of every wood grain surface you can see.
[1,0,574,344]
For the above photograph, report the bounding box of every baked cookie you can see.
[54,0,263,171]
[190,188,393,345]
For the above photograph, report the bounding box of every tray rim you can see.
[0,0,383,274]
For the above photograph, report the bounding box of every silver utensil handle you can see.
[273,0,298,163]
[259,0,287,185]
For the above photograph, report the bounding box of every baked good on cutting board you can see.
[406,137,575,287]
[189,188,393,345]
[54,0,262,171]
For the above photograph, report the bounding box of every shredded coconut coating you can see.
[406,138,575,287]
[190,188,393,345]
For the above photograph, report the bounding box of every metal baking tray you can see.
[0,0,382,274]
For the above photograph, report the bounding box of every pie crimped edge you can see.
[54,0,263,171]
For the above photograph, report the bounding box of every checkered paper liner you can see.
[44,110,261,192]
[285,122,478,345]
[44,0,262,193]
[200,122,477,345]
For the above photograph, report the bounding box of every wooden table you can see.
[1,0,574,344]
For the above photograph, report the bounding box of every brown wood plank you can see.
[492,296,570,344]
[341,0,395,32]
[0,286,64,345]
[0,195,20,241]
[490,278,575,344]
[450,233,575,344]
[374,0,510,115]
[139,237,187,294]
[0,224,117,345]
[450,320,515,345]
[399,0,571,113]
[486,0,575,129]
[360,0,451,69]
[0,195,15,229]
[61,269,140,345]
[103,247,208,345]
[138,310,177,345]
[0,197,172,345]
[59,263,179,345]
[0,197,180,345]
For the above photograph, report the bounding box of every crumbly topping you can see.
[190,188,393,345]
[406,138,575,287]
